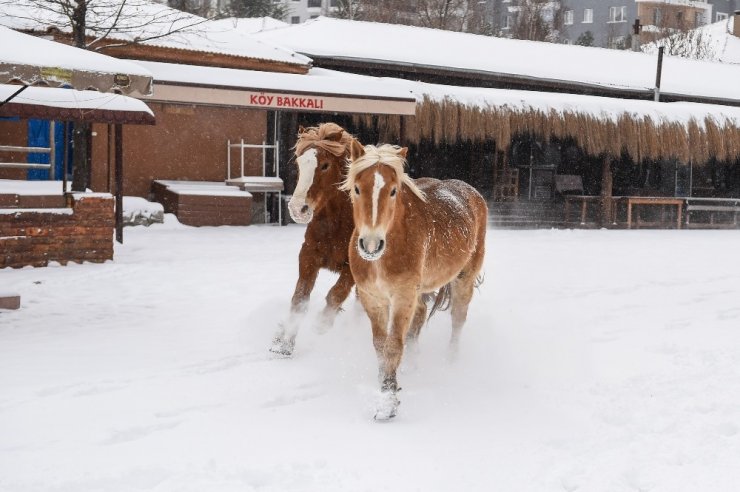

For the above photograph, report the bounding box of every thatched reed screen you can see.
[355,96,740,164]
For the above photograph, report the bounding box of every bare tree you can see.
[418,0,471,31]
[331,0,365,20]
[1,0,212,191]
[364,0,418,25]
[510,0,564,42]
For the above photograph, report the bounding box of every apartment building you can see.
[486,0,731,48]
[281,0,339,24]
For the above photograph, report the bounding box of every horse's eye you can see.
[390,188,397,197]
[354,185,360,195]
[321,162,329,171]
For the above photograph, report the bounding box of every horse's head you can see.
[288,123,354,224]
[343,142,425,262]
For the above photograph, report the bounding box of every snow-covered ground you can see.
[2,220,740,491]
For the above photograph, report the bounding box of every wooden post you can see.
[600,157,614,227]
[654,46,664,102]
[115,124,123,244]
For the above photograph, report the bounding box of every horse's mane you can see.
[342,144,427,202]
[294,123,355,158]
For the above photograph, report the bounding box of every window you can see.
[330,0,339,6]
[310,14,319,18]
[502,15,512,29]
[608,6,627,23]
[716,12,728,21]
[583,8,593,23]
[695,12,704,26]
[653,8,662,25]
[291,16,300,24]
[307,0,321,7]
[564,10,574,25]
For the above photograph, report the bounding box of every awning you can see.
[0,84,155,124]
[0,26,153,96]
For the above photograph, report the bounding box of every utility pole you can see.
[631,18,642,52]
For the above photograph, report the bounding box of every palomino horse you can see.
[343,143,488,420]
[270,123,357,357]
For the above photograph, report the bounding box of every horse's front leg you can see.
[376,289,417,421]
[270,245,320,357]
[315,264,354,333]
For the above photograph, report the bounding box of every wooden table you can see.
[621,197,684,229]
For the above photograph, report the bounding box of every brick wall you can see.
[0,194,114,269]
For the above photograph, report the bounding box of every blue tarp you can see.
[27,119,68,180]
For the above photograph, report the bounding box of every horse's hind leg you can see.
[449,243,485,357]
[316,265,354,333]
[406,296,427,344]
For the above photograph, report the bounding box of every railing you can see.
[0,121,56,179]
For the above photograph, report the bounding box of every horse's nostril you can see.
[378,239,385,251]
[359,238,365,251]
[301,205,309,214]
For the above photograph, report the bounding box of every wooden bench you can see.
[685,198,740,229]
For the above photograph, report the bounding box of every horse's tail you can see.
[425,283,452,321]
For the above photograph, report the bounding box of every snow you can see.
[0,179,70,195]
[154,180,253,197]
[0,0,310,68]
[2,224,740,490]
[0,26,153,79]
[693,18,740,65]
[0,84,155,115]
[254,16,740,104]
[122,197,164,227]
[0,207,72,215]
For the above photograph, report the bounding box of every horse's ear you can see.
[298,125,306,134]
[398,147,409,159]
[350,139,365,161]
[325,130,344,142]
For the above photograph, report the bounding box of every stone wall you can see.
[0,194,114,269]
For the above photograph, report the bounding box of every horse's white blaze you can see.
[293,148,318,200]
[288,148,318,223]
[372,171,385,226]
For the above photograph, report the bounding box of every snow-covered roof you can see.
[135,61,415,101]
[207,17,289,35]
[0,84,155,124]
[0,0,311,68]
[0,26,152,80]
[136,59,740,129]
[414,80,740,127]
[254,16,740,105]
[0,26,153,96]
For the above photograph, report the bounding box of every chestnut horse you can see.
[270,123,357,357]
[343,143,488,420]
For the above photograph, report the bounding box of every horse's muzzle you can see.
[288,197,314,224]
[357,235,386,261]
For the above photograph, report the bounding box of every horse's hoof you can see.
[269,338,294,358]
[374,391,400,421]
